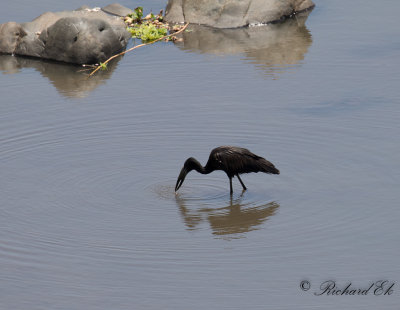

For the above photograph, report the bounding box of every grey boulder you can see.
[0,4,132,64]
[166,0,315,28]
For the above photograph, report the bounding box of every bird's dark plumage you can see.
[175,146,279,194]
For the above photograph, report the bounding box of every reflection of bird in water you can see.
[175,146,279,195]
[175,194,279,237]
[209,201,279,237]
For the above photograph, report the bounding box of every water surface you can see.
[1,0,399,309]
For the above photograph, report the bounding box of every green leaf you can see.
[128,6,144,23]
[99,62,107,71]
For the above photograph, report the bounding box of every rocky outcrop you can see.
[0,4,132,64]
[166,0,315,28]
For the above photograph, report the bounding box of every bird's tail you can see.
[259,158,280,174]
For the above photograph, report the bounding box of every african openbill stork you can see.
[175,146,279,195]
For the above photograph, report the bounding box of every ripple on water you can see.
[151,178,280,239]
[0,87,397,280]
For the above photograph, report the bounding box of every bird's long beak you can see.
[175,167,187,192]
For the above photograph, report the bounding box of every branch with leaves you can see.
[87,22,189,78]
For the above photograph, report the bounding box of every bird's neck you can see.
[191,158,212,174]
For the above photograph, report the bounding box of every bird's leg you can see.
[236,174,247,191]
[229,177,233,195]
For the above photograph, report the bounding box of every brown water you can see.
[1,0,399,309]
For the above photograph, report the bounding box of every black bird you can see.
[175,146,280,195]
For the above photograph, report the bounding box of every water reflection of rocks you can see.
[176,194,279,238]
[0,54,122,98]
[175,12,312,77]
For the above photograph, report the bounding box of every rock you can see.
[0,4,132,64]
[165,0,315,28]
[0,22,27,54]
[102,3,133,17]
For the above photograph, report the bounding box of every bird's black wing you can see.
[210,146,279,176]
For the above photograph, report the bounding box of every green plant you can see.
[127,7,144,23]
[128,23,168,42]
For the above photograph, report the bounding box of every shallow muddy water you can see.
[1,0,399,309]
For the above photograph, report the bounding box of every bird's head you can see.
[175,157,199,192]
